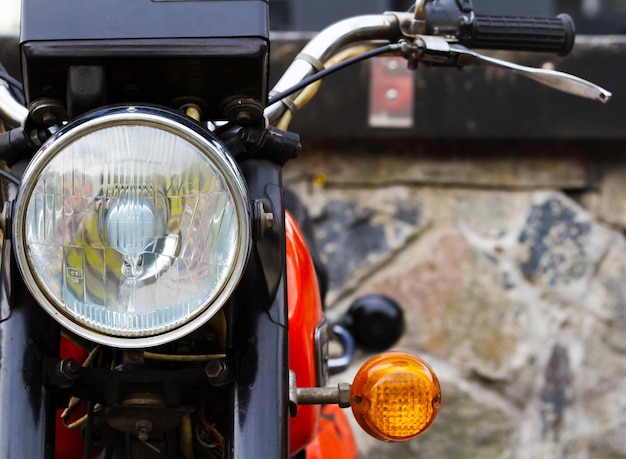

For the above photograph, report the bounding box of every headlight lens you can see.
[13,106,250,348]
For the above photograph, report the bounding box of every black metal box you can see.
[20,0,270,118]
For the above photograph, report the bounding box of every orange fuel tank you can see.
[286,210,325,456]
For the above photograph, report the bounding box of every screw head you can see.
[205,359,229,382]
[58,358,80,381]
[135,420,152,441]
[42,112,57,127]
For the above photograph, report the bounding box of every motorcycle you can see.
[0,0,611,458]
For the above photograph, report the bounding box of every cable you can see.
[276,44,380,130]
[0,169,20,186]
[82,401,95,459]
[0,62,26,106]
[143,351,226,362]
[0,70,23,93]
[214,43,402,133]
[10,86,25,106]
[213,44,401,133]
[267,43,400,106]
[60,346,102,424]
[179,415,194,459]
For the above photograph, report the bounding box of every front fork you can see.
[228,158,290,458]
[0,237,59,459]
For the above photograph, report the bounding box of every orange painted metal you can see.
[305,404,359,459]
[285,210,325,456]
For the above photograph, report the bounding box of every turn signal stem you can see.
[288,371,351,417]
[296,383,352,408]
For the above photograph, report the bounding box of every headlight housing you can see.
[13,105,250,348]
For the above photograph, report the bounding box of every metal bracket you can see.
[253,200,275,240]
[327,324,356,376]
[0,200,12,240]
[314,318,330,387]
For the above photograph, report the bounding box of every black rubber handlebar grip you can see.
[462,13,576,56]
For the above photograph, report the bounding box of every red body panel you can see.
[287,212,359,458]
[305,405,359,459]
[286,210,324,456]
[55,338,89,459]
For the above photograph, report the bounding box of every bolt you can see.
[263,211,274,230]
[254,201,275,240]
[58,358,81,381]
[460,14,472,25]
[42,112,57,127]
[238,127,261,145]
[135,420,152,442]
[235,110,252,124]
[124,350,144,364]
[337,383,352,408]
[432,393,442,410]
[205,359,229,383]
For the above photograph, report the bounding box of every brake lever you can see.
[449,44,612,103]
[412,36,612,103]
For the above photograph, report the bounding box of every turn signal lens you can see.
[351,352,441,442]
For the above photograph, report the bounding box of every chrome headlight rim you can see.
[13,105,251,349]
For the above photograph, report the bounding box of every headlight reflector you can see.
[13,106,250,347]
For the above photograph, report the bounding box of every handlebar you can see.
[460,14,576,56]
[0,7,612,131]
[0,83,27,128]
[264,9,608,126]
[265,13,404,124]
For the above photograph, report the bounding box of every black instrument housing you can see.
[19,0,270,119]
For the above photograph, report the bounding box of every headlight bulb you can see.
[104,193,166,279]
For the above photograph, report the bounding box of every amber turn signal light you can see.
[350,352,441,442]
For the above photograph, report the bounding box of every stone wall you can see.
[284,140,626,459]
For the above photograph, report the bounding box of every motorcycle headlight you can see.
[13,106,250,348]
